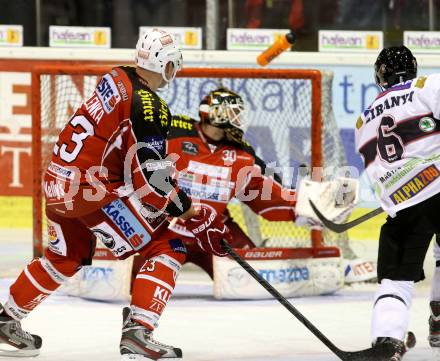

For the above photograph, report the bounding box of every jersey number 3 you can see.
[377,115,404,163]
[54,115,94,163]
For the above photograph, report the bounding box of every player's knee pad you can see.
[374,279,414,309]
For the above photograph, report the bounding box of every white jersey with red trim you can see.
[356,74,440,216]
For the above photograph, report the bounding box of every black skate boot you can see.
[0,303,42,357]
[120,307,182,360]
[373,334,415,361]
[429,301,440,355]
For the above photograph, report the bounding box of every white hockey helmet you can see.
[135,28,183,83]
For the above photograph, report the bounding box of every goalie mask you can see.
[374,46,417,90]
[135,28,183,84]
[199,88,246,131]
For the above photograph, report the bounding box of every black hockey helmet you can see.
[374,46,417,89]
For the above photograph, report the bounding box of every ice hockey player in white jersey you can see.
[355,45,440,360]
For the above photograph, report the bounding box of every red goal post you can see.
[31,65,334,259]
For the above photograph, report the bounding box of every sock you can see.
[371,279,414,343]
[431,266,440,302]
[432,241,440,302]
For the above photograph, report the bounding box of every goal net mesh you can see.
[33,66,355,259]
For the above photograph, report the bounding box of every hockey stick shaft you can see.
[221,241,395,360]
[221,240,347,359]
[309,200,384,233]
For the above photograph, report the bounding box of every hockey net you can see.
[32,65,354,260]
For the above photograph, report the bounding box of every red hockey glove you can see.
[185,205,231,257]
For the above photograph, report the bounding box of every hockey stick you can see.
[221,240,392,361]
[309,200,384,233]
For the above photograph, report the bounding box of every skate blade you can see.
[121,351,182,361]
[0,346,40,357]
[121,355,151,361]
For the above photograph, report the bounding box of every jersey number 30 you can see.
[377,115,404,163]
[54,115,94,163]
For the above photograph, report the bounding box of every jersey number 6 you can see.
[377,115,404,163]
[54,115,95,163]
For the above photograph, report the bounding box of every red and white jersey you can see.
[45,66,191,218]
[356,74,440,216]
[167,115,296,236]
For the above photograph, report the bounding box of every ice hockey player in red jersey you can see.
[138,87,299,278]
[0,29,230,360]
[345,45,440,360]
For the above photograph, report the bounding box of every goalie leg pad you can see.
[371,279,414,343]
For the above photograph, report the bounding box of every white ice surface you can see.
[0,270,436,361]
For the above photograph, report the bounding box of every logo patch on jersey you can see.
[48,224,60,246]
[143,136,165,156]
[187,160,230,179]
[415,76,427,89]
[44,180,66,200]
[47,162,74,179]
[419,117,436,133]
[182,141,198,155]
[85,93,105,123]
[117,81,129,101]
[168,239,187,254]
[136,89,155,123]
[139,203,167,230]
[102,199,151,250]
[92,229,116,249]
[390,165,440,205]
[177,178,231,202]
[47,221,67,256]
[96,74,121,114]
[171,116,193,130]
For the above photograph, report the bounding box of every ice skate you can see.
[120,307,182,360]
[0,303,42,357]
[429,301,440,358]
[372,332,415,361]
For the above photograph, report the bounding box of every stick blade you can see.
[309,200,384,234]
[337,341,401,361]
[308,200,348,233]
